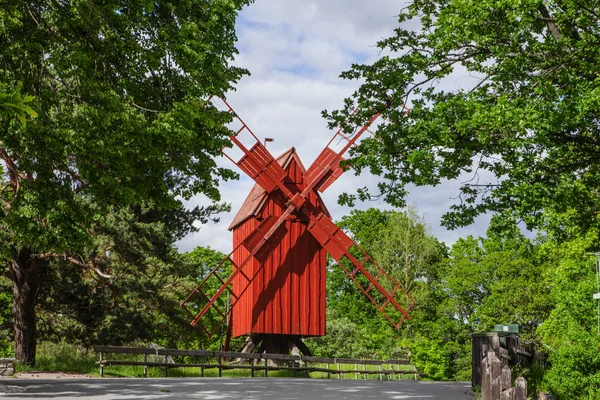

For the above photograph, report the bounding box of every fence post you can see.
[99,351,104,377]
[515,377,527,400]
[143,353,148,378]
[218,356,222,377]
[482,350,528,400]
[164,354,168,377]
[264,357,268,377]
[500,365,511,392]
[250,358,254,378]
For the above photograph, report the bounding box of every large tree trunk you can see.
[8,247,43,366]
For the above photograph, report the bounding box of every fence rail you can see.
[93,345,420,380]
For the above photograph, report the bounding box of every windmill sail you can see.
[182,97,413,338]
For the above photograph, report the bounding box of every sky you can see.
[176,0,492,254]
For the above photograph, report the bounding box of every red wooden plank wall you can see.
[231,155,327,337]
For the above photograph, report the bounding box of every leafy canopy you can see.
[0,0,250,258]
[326,1,600,235]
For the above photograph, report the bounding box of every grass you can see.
[15,341,97,375]
[14,341,419,380]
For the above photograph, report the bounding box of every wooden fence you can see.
[0,358,15,377]
[472,333,545,389]
[481,350,526,400]
[93,345,420,380]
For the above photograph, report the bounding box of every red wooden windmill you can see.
[181,97,414,353]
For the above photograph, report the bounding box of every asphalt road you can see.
[0,378,474,399]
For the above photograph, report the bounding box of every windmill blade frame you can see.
[182,96,413,338]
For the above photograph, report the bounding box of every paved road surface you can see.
[1,378,474,399]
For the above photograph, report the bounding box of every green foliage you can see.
[324,207,472,378]
[16,341,97,374]
[0,85,37,125]
[1,0,249,256]
[398,336,450,381]
[305,310,372,359]
[34,210,227,351]
[326,0,600,235]
[0,275,12,357]
[370,206,442,295]
[444,226,552,338]
[0,0,249,364]
[181,245,232,350]
[537,232,600,400]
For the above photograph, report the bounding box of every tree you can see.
[537,231,600,400]
[370,206,441,295]
[35,206,225,351]
[0,0,250,365]
[322,207,448,359]
[444,227,552,337]
[326,1,600,236]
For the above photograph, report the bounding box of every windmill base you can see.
[240,334,312,357]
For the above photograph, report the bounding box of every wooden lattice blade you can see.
[304,147,345,193]
[306,212,414,328]
[302,112,381,194]
[180,242,268,337]
[234,140,290,194]
[241,214,289,264]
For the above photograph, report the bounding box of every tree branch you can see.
[38,252,115,279]
[538,4,562,41]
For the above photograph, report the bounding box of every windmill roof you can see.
[228,147,330,231]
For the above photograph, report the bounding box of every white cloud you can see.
[176,1,492,254]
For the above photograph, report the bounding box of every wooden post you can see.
[491,352,502,400]
[482,350,528,400]
[337,362,340,379]
[250,358,254,378]
[500,366,511,392]
[218,356,223,377]
[326,363,330,379]
[355,363,358,380]
[482,353,491,400]
[515,377,527,400]
[99,351,104,378]
[164,354,168,377]
[379,364,383,381]
[363,364,367,380]
[143,353,148,378]
[264,358,268,377]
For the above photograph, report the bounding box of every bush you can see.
[0,285,12,358]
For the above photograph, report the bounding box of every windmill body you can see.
[181,97,415,352]
[229,148,328,337]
